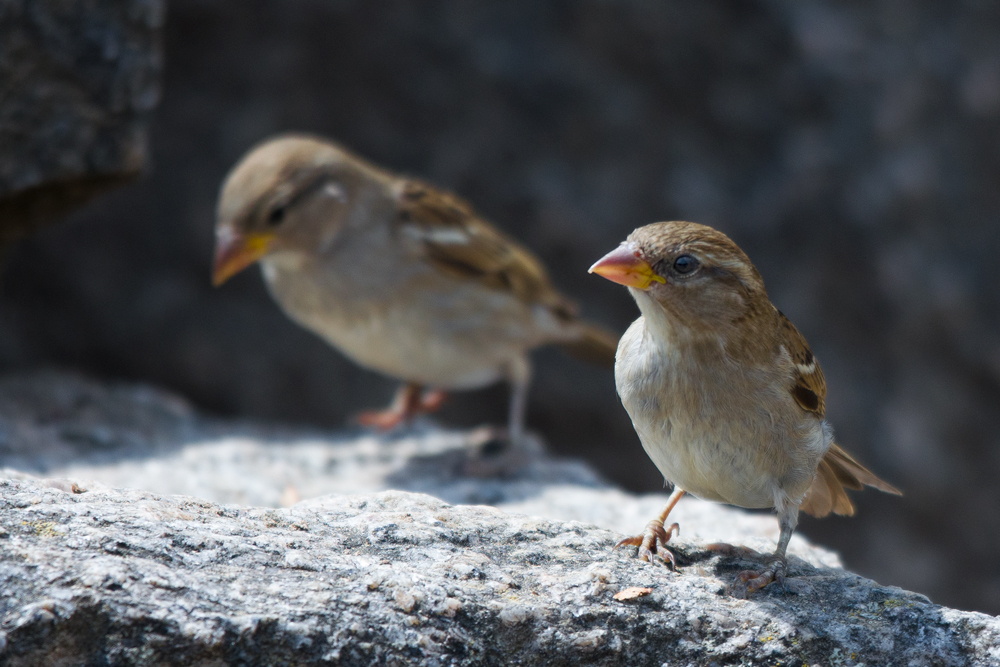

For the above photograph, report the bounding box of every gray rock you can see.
[1,481,998,666]
[0,371,832,564]
[1,0,998,614]
[2,371,998,665]
[0,0,163,241]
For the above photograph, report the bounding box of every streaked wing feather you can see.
[778,310,826,418]
[779,312,901,514]
[395,179,576,319]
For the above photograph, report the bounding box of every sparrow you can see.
[212,135,617,443]
[589,221,900,597]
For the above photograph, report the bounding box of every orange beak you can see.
[588,243,666,290]
[211,228,276,286]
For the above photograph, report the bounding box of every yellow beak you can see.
[211,229,276,286]
[588,243,666,290]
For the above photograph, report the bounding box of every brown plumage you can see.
[590,220,900,597]
[392,178,616,368]
[778,311,900,517]
[213,134,618,438]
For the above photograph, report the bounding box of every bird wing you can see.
[777,310,827,418]
[779,311,903,516]
[393,178,578,320]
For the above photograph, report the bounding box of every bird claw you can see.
[460,427,535,478]
[615,520,680,569]
[725,553,787,599]
[656,544,677,569]
[355,408,408,430]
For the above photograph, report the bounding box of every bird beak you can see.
[211,228,276,286]
[588,243,666,289]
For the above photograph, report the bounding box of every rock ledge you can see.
[1,479,997,667]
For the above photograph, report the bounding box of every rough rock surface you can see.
[0,0,163,241]
[1,0,998,614]
[2,482,999,666]
[1,371,999,665]
[0,371,829,561]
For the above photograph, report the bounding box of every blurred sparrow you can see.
[213,135,617,442]
[589,221,900,597]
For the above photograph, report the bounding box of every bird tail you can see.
[800,443,902,518]
[557,322,619,369]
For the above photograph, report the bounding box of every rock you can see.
[1,481,998,666]
[1,370,999,664]
[0,371,832,563]
[1,1,998,614]
[0,0,163,242]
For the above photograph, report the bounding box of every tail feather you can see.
[801,460,835,517]
[801,443,901,518]
[825,444,901,494]
[557,322,619,369]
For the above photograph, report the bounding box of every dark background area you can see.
[3,0,1000,615]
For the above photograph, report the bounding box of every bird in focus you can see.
[589,221,900,597]
[212,134,617,444]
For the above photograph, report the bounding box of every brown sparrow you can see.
[589,221,900,597]
[212,135,617,442]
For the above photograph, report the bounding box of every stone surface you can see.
[2,372,999,664]
[0,0,163,241]
[4,371,1000,665]
[0,0,997,614]
[2,482,999,666]
[0,371,829,563]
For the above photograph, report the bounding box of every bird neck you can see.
[629,287,779,367]
[630,288,713,350]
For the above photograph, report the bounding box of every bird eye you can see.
[268,206,286,225]
[672,254,699,275]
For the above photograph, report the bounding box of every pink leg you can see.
[615,487,685,568]
[356,384,447,430]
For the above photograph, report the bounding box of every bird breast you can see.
[258,245,563,389]
[614,316,829,510]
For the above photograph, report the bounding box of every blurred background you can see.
[3,0,1000,614]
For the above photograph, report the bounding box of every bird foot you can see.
[355,408,409,430]
[417,389,447,412]
[706,544,786,598]
[614,519,680,568]
[460,427,539,478]
[355,387,447,431]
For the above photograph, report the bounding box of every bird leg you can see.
[506,368,531,446]
[615,487,685,567]
[462,361,534,476]
[711,504,798,598]
[355,383,446,430]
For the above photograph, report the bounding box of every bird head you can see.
[589,221,768,334]
[212,135,383,286]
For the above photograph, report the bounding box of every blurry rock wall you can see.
[1,0,999,614]
[0,0,163,242]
